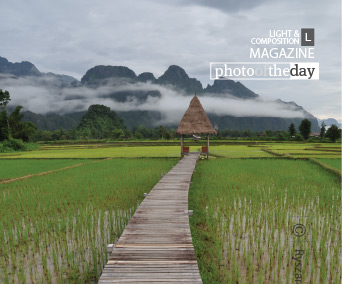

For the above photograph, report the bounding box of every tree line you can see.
[1,89,341,149]
[0,89,37,150]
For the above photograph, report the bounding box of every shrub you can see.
[3,138,25,151]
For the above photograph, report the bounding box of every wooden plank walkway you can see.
[98,153,202,283]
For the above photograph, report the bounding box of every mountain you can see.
[0,56,40,76]
[156,65,203,93]
[0,56,320,131]
[0,56,78,87]
[81,65,137,84]
[204,80,258,99]
[138,72,156,83]
[21,110,85,131]
[317,118,341,128]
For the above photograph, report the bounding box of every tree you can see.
[158,126,172,140]
[325,124,340,142]
[288,123,296,137]
[39,130,53,141]
[0,89,11,131]
[77,105,126,139]
[299,119,311,140]
[320,121,326,138]
[9,106,37,141]
[134,131,143,139]
[0,111,9,141]
[111,128,125,140]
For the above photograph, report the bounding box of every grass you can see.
[317,159,341,170]
[210,145,272,158]
[1,141,340,283]
[0,144,272,159]
[0,146,182,158]
[0,141,340,159]
[189,158,341,284]
[0,159,88,180]
[0,145,241,159]
[0,158,177,283]
[264,143,341,158]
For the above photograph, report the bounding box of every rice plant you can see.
[0,158,176,283]
[189,158,341,283]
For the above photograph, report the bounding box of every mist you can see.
[0,75,306,125]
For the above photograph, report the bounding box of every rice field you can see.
[265,143,341,158]
[189,159,341,284]
[0,158,176,283]
[0,159,88,180]
[0,146,183,159]
[209,145,272,158]
[0,141,340,283]
[318,159,341,170]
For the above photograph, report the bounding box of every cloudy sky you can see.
[0,0,341,120]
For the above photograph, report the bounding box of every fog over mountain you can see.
[0,56,319,131]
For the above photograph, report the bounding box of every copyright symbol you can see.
[293,224,306,237]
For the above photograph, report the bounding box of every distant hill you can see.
[0,56,40,76]
[81,65,137,84]
[20,109,318,133]
[317,118,341,128]
[0,56,78,87]
[76,105,125,138]
[79,64,258,99]
[0,56,320,131]
[21,110,85,131]
[157,65,203,94]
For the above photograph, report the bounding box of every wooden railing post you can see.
[181,135,184,157]
[207,134,209,159]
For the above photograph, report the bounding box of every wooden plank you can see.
[98,153,202,283]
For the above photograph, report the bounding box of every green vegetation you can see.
[288,123,296,137]
[299,119,311,140]
[0,158,176,283]
[189,159,341,283]
[264,143,341,158]
[0,141,339,159]
[0,141,340,282]
[210,145,272,158]
[0,139,38,153]
[0,159,88,180]
[317,159,341,170]
[0,145,182,158]
[76,104,126,139]
[326,125,340,142]
[0,90,38,152]
[320,121,326,138]
[9,106,37,141]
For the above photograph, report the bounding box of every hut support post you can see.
[207,134,209,159]
[181,135,184,157]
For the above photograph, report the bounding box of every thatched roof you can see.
[176,95,217,135]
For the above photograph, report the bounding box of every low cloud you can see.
[0,75,305,125]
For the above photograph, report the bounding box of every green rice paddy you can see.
[0,146,180,158]
[265,143,341,158]
[318,159,341,170]
[0,158,176,283]
[210,145,272,158]
[189,159,341,284]
[0,141,340,283]
[0,159,88,180]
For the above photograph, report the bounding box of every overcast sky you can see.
[0,0,341,120]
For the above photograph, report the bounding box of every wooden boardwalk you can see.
[98,153,202,283]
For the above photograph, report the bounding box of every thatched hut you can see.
[176,95,217,157]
